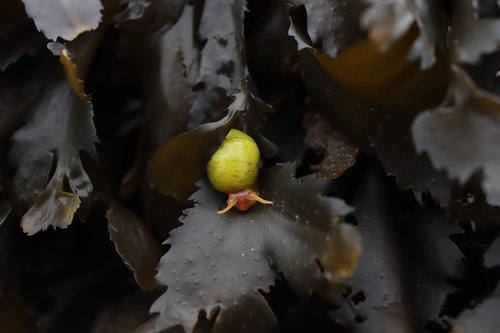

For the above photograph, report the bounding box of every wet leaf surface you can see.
[370,112,453,206]
[412,67,500,207]
[297,28,451,204]
[133,0,263,202]
[4,0,117,236]
[3,1,500,332]
[118,0,193,201]
[106,201,164,291]
[332,162,463,332]
[361,0,444,69]
[450,0,500,64]
[147,96,240,202]
[186,0,247,127]
[21,0,103,41]
[297,24,448,146]
[116,0,185,33]
[8,72,98,235]
[152,163,361,332]
[452,283,500,333]
[288,0,365,56]
[147,79,276,202]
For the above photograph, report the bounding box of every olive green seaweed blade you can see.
[147,106,240,202]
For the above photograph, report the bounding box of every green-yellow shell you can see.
[207,129,260,194]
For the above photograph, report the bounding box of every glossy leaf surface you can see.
[413,67,500,207]
[8,75,98,235]
[152,163,361,332]
[21,0,103,41]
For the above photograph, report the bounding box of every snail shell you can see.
[207,129,272,214]
[207,129,260,193]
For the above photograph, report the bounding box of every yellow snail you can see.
[207,129,273,214]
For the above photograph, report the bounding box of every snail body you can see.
[207,129,272,214]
